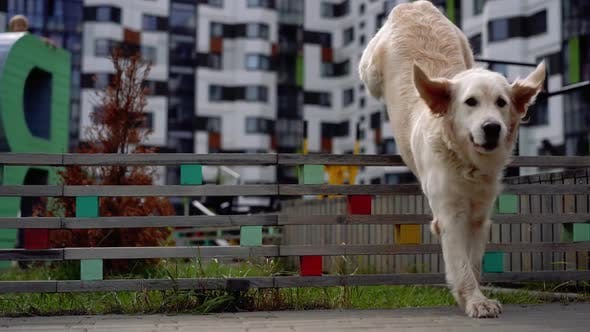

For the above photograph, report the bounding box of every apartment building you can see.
[1,0,588,188]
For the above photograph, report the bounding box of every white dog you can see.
[359,1,545,318]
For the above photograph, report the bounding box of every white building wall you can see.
[195,2,278,183]
[80,0,169,147]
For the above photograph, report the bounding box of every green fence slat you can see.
[76,196,98,217]
[483,252,504,273]
[240,226,263,246]
[80,259,103,281]
[498,194,518,214]
[298,165,324,185]
[76,196,102,280]
[180,164,203,185]
[562,223,590,243]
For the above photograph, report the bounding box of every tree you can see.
[38,49,174,273]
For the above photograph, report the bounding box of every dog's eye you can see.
[496,97,507,108]
[465,97,478,107]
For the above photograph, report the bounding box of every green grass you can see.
[0,259,559,316]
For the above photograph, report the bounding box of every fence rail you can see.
[3,271,590,294]
[3,243,590,261]
[1,213,590,229]
[2,153,590,167]
[1,153,590,294]
[2,183,590,197]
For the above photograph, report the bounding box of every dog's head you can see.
[413,62,546,161]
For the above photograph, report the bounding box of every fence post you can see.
[76,196,102,280]
[298,164,324,276]
[483,194,517,273]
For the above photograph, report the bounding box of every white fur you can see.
[359,1,545,318]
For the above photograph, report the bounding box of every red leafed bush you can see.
[37,49,174,273]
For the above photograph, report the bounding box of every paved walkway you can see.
[1,303,589,331]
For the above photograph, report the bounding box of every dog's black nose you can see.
[482,122,501,150]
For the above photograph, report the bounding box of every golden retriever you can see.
[359,1,545,318]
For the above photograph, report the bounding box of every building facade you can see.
[1,0,588,190]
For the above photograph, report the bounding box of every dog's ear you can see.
[359,30,385,98]
[511,61,546,118]
[413,63,452,116]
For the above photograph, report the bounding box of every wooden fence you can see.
[282,169,590,274]
[0,153,590,294]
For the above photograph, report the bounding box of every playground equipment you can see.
[0,32,70,268]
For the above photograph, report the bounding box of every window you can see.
[209,53,222,69]
[488,18,508,42]
[169,73,195,94]
[359,3,365,14]
[170,2,196,34]
[536,52,562,77]
[247,0,272,9]
[144,81,168,96]
[142,14,167,31]
[343,27,354,46]
[170,38,196,66]
[473,0,486,15]
[246,117,273,134]
[209,85,223,101]
[321,62,334,77]
[321,121,349,138]
[94,39,113,57]
[210,22,224,37]
[304,31,332,47]
[342,88,354,107]
[141,46,157,64]
[321,0,349,18]
[245,54,271,70]
[96,7,111,21]
[488,10,547,42]
[524,95,548,126]
[195,116,222,132]
[564,89,590,140]
[528,10,547,36]
[304,91,332,107]
[245,23,269,39]
[245,86,268,102]
[140,112,154,129]
[205,0,223,7]
[469,34,482,55]
[95,73,110,89]
[86,6,121,23]
[321,2,334,17]
[563,0,590,40]
[321,59,350,77]
[370,112,381,129]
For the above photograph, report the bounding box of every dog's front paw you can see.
[465,298,502,318]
